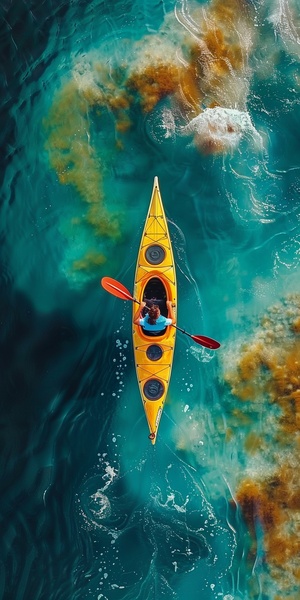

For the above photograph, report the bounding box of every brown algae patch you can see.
[224,294,300,592]
[190,0,252,107]
[126,62,181,113]
[124,0,254,121]
[110,0,255,147]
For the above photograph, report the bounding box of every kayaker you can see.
[133,301,176,332]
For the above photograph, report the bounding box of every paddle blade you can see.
[191,334,221,350]
[101,277,135,302]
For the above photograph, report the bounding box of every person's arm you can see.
[166,300,176,324]
[133,301,146,325]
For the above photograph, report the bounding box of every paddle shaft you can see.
[173,324,193,337]
[101,277,220,349]
[134,299,219,349]
[113,289,219,348]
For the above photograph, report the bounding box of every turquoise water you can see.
[1,0,300,599]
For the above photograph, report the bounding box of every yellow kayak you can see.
[132,176,177,444]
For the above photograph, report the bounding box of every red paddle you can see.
[101,276,221,350]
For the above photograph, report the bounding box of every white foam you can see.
[90,490,112,520]
[183,107,263,153]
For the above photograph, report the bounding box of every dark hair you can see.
[148,305,160,325]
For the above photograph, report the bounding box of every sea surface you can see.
[1,1,300,599]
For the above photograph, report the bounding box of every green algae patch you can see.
[43,77,123,283]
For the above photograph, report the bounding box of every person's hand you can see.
[166,300,174,307]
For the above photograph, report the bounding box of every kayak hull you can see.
[132,177,177,444]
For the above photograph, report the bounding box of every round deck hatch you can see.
[145,245,165,265]
[146,344,163,361]
[143,379,164,400]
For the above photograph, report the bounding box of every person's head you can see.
[147,304,160,325]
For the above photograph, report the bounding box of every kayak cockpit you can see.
[143,277,168,316]
[141,276,168,337]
